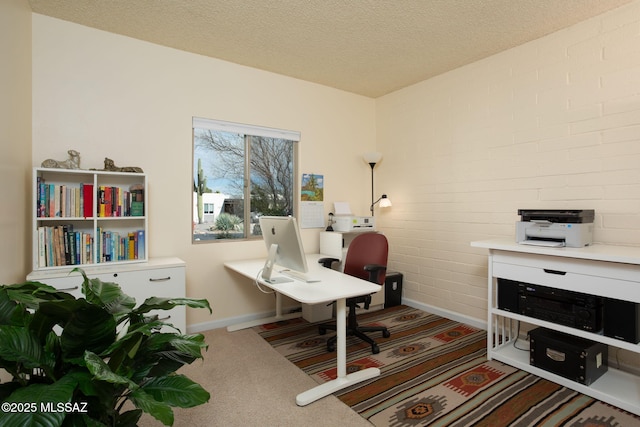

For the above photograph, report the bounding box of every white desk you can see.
[224,253,382,406]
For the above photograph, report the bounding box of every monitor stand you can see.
[261,244,293,283]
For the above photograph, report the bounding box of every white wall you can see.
[0,0,32,283]
[377,1,640,322]
[31,14,376,327]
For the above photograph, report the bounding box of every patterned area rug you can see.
[254,305,640,427]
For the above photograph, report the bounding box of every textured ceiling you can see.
[29,0,633,98]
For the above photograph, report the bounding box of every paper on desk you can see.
[334,202,352,216]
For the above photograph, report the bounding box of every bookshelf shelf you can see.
[33,167,148,270]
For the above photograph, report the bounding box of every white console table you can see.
[471,239,640,416]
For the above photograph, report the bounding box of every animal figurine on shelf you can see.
[93,157,144,173]
[41,149,81,169]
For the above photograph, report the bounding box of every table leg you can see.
[295,298,380,406]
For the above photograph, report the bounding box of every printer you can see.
[333,215,375,232]
[516,209,594,248]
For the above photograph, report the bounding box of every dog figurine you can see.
[41,150,81,169]
[95,158,144,173]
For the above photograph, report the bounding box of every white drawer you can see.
[34,274,84,299]
[492,252,640,302]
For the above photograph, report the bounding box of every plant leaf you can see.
[33,300,117,359]
[0,325,45,370]
[142,374,210,408]
[0,289,27,327]
[2,282,75,311]
[129,388,174,426]
[75,269,136,318]
[84,351,136,389]
[0,374,77,427]
[134,297,212,316]
[129,333,207,380]
[61,307,116,359]
[116,409,143,427]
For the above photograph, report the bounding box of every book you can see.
[130,184,144,217]
[96,227,102,263]
[131,201,144,216]
[37,226,46,267]
[63,224,72,265]
[137,230,145,260]
[128,232,136,260]
[82,183,94,217]
[75,187,81,217]
[37,177,46,217]
[104,231,112,262]
[104,187,112,217]
[85,233,93,264]
[54,185,61,217]
[48,184,55,217]
[61,185,67,218]
[98,186,106,217]
[46,226,54,266]
[53,226,62,266]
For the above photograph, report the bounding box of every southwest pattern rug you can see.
[254,305,640,426]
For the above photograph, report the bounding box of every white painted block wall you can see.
[377,1,640,326]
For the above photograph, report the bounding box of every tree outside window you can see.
[193,118,298,242]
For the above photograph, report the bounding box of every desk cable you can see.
[254,268,275,294]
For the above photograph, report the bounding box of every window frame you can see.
[192,117,300,243]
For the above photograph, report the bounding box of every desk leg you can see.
[227,292,302,332]
[295,298,381,406]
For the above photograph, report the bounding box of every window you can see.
[192,118,300,242]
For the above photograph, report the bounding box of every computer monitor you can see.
[259,216,308,283]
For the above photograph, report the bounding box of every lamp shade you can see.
[363,152,382,164]
[379,194,392,208]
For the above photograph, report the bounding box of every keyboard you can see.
[278,269,321,283]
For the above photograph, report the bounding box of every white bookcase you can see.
[471,238,640,416]
[33,167,147,271]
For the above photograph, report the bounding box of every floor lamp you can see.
[363,152,391,216]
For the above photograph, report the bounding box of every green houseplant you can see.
[0,269,212,426]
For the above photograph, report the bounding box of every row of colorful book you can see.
[36,179,144,218]
[37,225,145,267]
[96,228,145,263]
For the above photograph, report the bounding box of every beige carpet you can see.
[138,327,371,426]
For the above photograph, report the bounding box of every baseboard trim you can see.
[187,305,302,334]
[402,298,487,330]
[188,299,486,334]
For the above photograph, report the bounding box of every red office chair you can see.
[318,233,391,354]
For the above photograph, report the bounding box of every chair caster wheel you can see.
[383,331,391,338]
[327,344,336,352]
[372,345,380,354]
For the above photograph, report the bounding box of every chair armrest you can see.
[364,264,387,284]
[318,257,340,269]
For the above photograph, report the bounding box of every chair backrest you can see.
[343,233,389,285]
